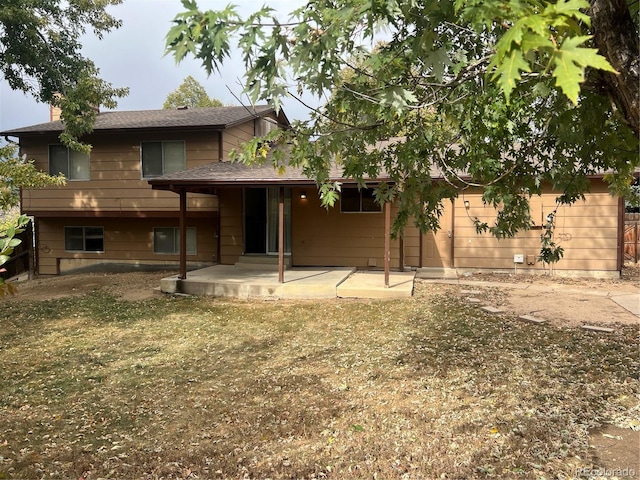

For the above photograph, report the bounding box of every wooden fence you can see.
[0,221,32,280]
[624,213,640,263]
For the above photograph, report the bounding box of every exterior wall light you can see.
[300,191,307,199]
[464,200,470,209]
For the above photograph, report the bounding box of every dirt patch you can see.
[10,265,639,326]
[456,263,639,327]
[588,425,640,478]
[10,269,174,302]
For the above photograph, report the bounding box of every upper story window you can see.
[141,141,185,178]
[49,145,90,180]
[340,188,382,213]
[255,117,277,137]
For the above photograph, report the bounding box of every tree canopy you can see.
[167,0,638,242]
[0,0,129,151]
[163,75,223,109]
[0,1,122,291]
[0,144,65,294]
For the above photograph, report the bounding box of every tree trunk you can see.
[589,0,639,137]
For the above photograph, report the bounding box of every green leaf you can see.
[379,87,418,112]
[552,35,617,103]
[546,0,591,25]
[520,31,553,53]
[492,50,531,101]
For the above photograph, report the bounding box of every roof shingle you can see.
[1,105,276,135]
[148,160,384,188]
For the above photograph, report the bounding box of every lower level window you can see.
[153,227,196,255]
[64,227,104,252]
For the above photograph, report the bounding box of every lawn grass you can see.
[0,282,638,479]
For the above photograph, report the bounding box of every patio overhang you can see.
[148,160,395,289]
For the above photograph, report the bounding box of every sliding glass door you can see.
[244,187,291,255]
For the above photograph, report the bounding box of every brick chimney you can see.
[50,92,63,122]
[50,104,62,122]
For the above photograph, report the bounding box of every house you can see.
[1,105,288,275]
[1,106,624,281]
[148,159,625,281]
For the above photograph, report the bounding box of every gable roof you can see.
[1,105,286,136]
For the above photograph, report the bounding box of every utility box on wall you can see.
[513,254,524,264]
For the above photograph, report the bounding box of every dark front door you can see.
[244,188,267,253]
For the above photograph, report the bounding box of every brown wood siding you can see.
[414,198,454,269]
[218,189,244,264]
[36,216,217,275]
[20,131,221,214]
[291,188,401,268]
[222,123,254,160]
[453,181,620,272]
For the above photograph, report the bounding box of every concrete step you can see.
[416,267,458,279]
[235,255,292,271]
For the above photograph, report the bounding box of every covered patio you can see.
[159,265,416,299]
[149,161,411,298]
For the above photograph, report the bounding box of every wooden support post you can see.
[384,200,391,288]
[179,189,187,280]
[418,229,423,269]
[278,186,285,284]
[399,234,404,272]
[450,198,455,268]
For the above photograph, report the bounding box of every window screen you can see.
[153,227,196,254]
[49,145,90,180]
[141,141,185,178]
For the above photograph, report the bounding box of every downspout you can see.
[34,217,40,278]
[218,131,224,161]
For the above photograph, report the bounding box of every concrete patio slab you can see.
[161,265,357,299]
[337,271,416,299]
[610,293,640,317]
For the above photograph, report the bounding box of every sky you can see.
[0,0,313,133]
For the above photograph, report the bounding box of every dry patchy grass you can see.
[0,284,638,479]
